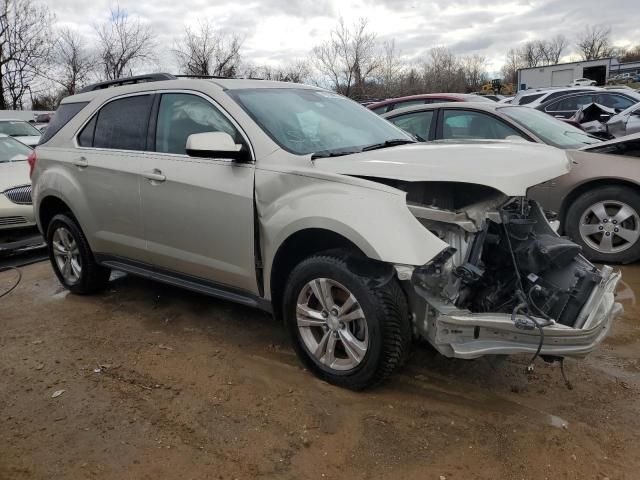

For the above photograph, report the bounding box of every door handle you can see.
[142,169,166,182]
[73,156,88,168]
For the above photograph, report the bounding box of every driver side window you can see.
[155,93,240,155]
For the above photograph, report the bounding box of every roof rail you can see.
[174,74,264,80]
[79,73,177,93]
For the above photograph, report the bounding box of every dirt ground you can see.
[1,261,639,480]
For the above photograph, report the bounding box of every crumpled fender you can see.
[256,168,449,299]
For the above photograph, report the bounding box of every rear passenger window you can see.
[155,93,239,155]
[78,116,96,147]
[39,102,88,145]
[92,95,153,150]
[389,111,434,140]
[441,110,523,140]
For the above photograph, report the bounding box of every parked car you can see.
[607,102,640,137]
[572,78,597,87]
[0,135,36,232]
[382,102,638,263]
[536,90,640,119]
[0,119,42,147]
[381,101,601,148]
[31,74,620,389]
[367,93,493,114]
[512,86,601,107]
[528,133,640,264]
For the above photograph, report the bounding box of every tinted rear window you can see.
[92,95,153,151]
[38,102,88,145]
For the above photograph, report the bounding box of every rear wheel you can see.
[283,252,411,390]
[565,186,640,264]
[47,214,110,294]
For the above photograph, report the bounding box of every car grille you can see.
[0,216,27,226]
[3,184,32,205]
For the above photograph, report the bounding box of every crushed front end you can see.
[399,189,622,360]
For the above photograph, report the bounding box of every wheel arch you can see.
[269,228,384,321]
[38,195,77,234]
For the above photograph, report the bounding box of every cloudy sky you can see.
[52,0,639,73]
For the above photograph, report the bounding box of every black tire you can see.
[565,186,640,264]
[283,252,411,390]
[46,213,110,294]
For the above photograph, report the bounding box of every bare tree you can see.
[501,48,522,85]
[461,54,487,91]
[244,60,310,83]
[174,21,242,77]
[54,27,96,96]
[422,47,465,92]
[0,0,53,109]
[377,39,403,96]
[576,25,614,61]
[312,18,380,99]
[620,45,640,63]
[519,41,545,68]
[95,6,155,80]
[541,35,568,64]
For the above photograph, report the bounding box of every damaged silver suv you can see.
[31,74,622,389]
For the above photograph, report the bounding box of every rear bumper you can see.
[425,267,622,359]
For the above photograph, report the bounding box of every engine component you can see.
[457,198,603,328]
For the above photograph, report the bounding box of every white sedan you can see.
[0,134,36,232]
[572,78,597,87]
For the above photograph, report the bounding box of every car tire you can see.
[565,186,640,264]
[283,252,411,390]
[47,213,111,294]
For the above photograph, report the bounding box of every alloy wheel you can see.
[579,200,640,254]
[296,278,369,371]
[51,226,82,284]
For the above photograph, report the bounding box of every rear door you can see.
[74,93,153,261]
[138,91,258,293]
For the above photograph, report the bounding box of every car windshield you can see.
[229,88,413,156]
[0,136,32,162]
[498,106,601,149]
[0,120,41,137]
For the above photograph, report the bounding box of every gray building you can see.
[517,58,616,90]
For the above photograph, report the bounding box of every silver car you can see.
[31,75,621,389]
[607,103,640,137]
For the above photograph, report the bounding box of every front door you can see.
[139,92,258,293]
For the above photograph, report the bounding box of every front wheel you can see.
[283,252,411,390]
[565,186,640,264]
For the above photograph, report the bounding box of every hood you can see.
[312,142,570,196]
[13,135,40,147]
[0,161,31,191]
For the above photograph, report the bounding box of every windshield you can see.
[0,120,41,137]
[0,136,32,162]
[229,88,412,155]
[498,106,601,149]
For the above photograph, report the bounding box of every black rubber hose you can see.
[0,266,22,299]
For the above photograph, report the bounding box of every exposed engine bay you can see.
[387,180,622,362]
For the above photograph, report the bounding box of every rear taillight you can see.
[27,150,37,178]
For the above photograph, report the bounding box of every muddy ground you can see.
[1,261,639,480]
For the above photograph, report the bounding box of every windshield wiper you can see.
[310,149,360,160]
[360,139,416,152]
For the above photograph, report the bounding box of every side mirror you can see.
[186,132,250,161]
